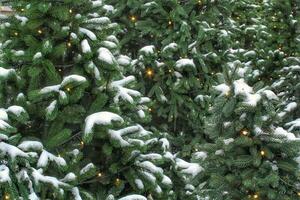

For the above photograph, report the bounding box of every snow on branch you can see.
[109,76,141,103]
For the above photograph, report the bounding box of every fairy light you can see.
[146,68,154,78]
[21,8,25,12]
[115,178,121,186]
[14,32,18,36]
[168,69,172,73]
[297,192,300,196]
[4,194,9,200]
[66,87,71,92]
[168,20,172,25]
[241,129,249,136]
[67,42,72,47]
[97,172,102,177]
[130,15,137,22]
[253,194,259,199]
[148,108,152,112]
[80,141,84,148]
[69,9,73,14]
[260,150,265,156]
[37,29,43,34]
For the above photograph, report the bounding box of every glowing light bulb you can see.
[37,29,42,34]
[67,42,72,47]
[115,178,121,186]
[66,87,71,92]
[130,15,136,22]
[69,9,73,13]
[168,20,172,25]
[260,150,265,156]
[97,172,102,177]
[21,8,25,12]
[148,108,152,112]
[253,194,259,199]
[14,32,18,36]
[241,129,249,136]
[146,68,154,78]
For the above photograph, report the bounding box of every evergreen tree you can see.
[194,66,300,199]
[0,0,176,199]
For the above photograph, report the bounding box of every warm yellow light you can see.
[225,91,230,97]
[297,192,300,196]
[115,178,121,186]
[67,42,72,47]
[168,69,172,73]
[58,68,62,72]
[168,20,172,25]
[14,32,18,36]
[146,68,154,78]
[97,172,102,177]
[80,141,84,146]
[66,87,71,92]
[21,8,25,12]
[38,29,42,34]
[5,194,9,200]
[148,108,152,112]
[241,129,249,136]
[260,150,265,156]
[253,194,259,199]
[69,9,73,13]
[130,15,136,22]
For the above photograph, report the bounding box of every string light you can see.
[58,68,62,72]
[66,87,71,92]
[67,42,72,47]
[115,178,121,186]
[225,91,230,97]
[253,194,259,199]
[130,15,137,22]
[14,32,18,36]
[241,129,249,136]
[297,192,300,196]
[4,194,9,200]
[37,29,43,34]
[97,172,102,177]
[80,141,84,148]
[69,9,73,14]
[260,150,265,156]
[148,108,152,112]
[21,8,25,12]
[168,20,172,25]
[168,69,172,73]
[145,68,154,78]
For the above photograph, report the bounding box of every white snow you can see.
[61,172,76,182]
[135,161,163,175]
[33,52,42,60]
[0,67,15,80]
[18,141,43,151]
[0,165,11,183]
[6,105,26,117]
[11,50,25,56]
[262,90,278,100]
[72,187,82,200]
[84,112,124,136]
[79,27,97,40]
[214,83,230,96]
[0,142,29,159]
[118,195,147,200]
[134,179,144,189]
[193,151,207,161]
[139,45,155,56]
[37,150,67,168]
[223,138,234,145]
[32,168,68,188]
[285,102,297,112]
[87,17,110,24]
[175,158,203,178]
[81,39,91,53]
[117,55,131,66]
[46,100,57,116]
[40,85,60,94]
[15,15,28,26]
[162,43,178,52]
[233,79,261,106]
[274,127,298,141]
[80,163,95,175]
[110,76,141,103]
[97,47,117,65]
[0,109,8,121]
[175,59,195,69]
[286,118,300,131]
[61,75,87,87]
